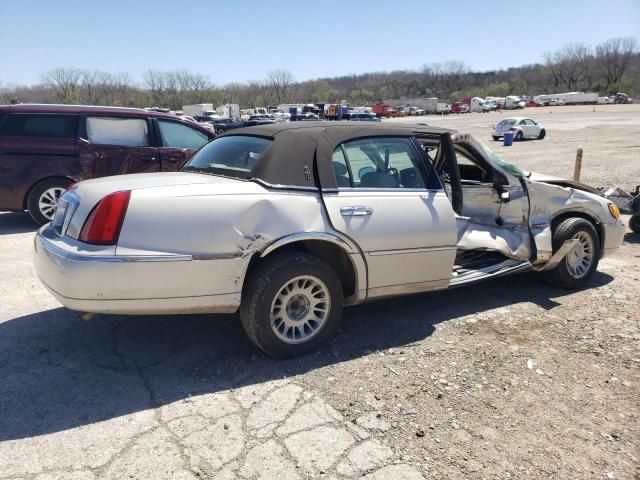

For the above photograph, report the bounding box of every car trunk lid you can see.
[59,172,265,240]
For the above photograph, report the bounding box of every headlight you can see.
[608,203,620,219]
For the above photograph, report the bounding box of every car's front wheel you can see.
[27,178,72,225]
[492,136,500,141]
[537,129,546,140]
[629,214,640,233]
[544,218,600,288]
[240,252,343,358]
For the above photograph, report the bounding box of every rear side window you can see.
[0,114,78,139]
[183,135,271,176]
[158,120,209,149]
[87,116,149,146]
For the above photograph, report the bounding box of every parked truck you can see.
[469,97,489,113]
[371,103,393,118]
[533,92,598,105]
[182,103,215,117]
[215,103,240,119]
[451,101,469,113]
[505,96,526,109]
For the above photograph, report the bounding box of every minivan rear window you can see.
[0,114,78,139]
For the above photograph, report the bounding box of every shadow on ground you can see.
[0,271,612,441]
[0,212,38,235]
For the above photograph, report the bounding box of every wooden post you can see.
[574,146,583,181]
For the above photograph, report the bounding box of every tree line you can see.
[1,37,637,110]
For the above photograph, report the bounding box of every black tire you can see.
[240,252,344,358]
[492,136,500,141]
[544,218,600,289]
[515,131,524,141]
[27,178,72,225]
[537,129,546,140]
[629,215,640,233]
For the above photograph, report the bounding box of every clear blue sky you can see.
[1,0,638,86]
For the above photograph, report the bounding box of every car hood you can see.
[528,172,603,196]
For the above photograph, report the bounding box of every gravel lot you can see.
[0,105,638,479]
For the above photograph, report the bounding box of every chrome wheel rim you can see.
[38,187,65,220]
[270,275,330,344]
[566,231,594,279]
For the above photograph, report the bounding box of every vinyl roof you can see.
[219,121,456,189]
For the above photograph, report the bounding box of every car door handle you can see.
[340,206,374,216]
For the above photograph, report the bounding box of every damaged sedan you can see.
[34,123,625,357]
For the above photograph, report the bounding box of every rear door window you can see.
[86,116,149,146]
[158,120,210,149]
[0,114,78,139]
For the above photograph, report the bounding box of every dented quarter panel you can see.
[115,183,336,297]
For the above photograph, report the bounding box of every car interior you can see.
[332,138,427,189]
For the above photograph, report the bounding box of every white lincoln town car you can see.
[34,122,625,357]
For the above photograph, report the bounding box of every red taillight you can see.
[508,127,517,132]
[79,190,131,245]
[66,182,76,191]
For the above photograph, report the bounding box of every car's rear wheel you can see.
[492,136,500,141]
[27,178,71,225]
[515,131,524,141]
[629,214,640,233]
[537,129,546,140]
[240,252,343,358]
[544,218,600,288]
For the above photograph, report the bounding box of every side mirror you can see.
[500,191,510,203]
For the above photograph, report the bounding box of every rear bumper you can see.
[34,226,242,314]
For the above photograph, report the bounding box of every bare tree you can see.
[596,37,638,90]
[267,69,294,104]
[544,43,592,91]
[41,67,84,103]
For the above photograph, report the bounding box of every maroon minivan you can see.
[0,104,215,224]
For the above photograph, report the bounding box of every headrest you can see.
[333,161,348,176]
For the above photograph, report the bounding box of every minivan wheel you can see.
[240,252,343,358]
[544,218,600,289]
[27,178,71,225]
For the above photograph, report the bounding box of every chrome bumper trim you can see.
[37,234,193,263]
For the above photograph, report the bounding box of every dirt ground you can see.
[0,105,638,480]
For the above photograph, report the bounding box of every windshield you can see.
[474,139,529,178]
[181,135,272,177]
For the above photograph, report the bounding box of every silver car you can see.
[492,117,546,141]
[34,123,625,357]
